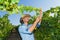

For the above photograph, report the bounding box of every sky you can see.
[0,0,60,25]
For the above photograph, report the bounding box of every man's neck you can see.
[24,22,28,26]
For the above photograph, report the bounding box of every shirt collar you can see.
[22,23,29,26]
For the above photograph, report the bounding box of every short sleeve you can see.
[18,25,32,34]
[36,22,40,28]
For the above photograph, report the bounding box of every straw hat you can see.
[21,14,31,19]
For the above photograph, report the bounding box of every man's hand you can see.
[39,8,43,19]
[35,8,43,22]
[40,8,42,14]
[29,8,43,32]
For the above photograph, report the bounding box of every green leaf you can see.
[11,0,19,4]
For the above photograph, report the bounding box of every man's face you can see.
[23,17,30,22]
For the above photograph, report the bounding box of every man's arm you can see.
[29,9,43,32]
[38,8,43,24]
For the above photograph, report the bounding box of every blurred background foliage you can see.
[0,14,14,40]
[0,0,60,40]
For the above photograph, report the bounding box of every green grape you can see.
[0,6,3,9]
[33,8,40,11]
[0,14,14,39]
[0,0,4,3]
[4,1,9,6]
[11,0,19,4]
[19,9,24,15]
[33,8,37,10]
[15,8,19,13]
[25,6,30,12]
[3,8,6,10]
[0,0,1,2]
[1,24,3,27]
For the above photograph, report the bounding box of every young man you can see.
[18,9,43,40]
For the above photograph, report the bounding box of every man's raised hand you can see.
[39,8,43,19]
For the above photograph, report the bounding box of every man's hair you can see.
[20,14,31,24]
